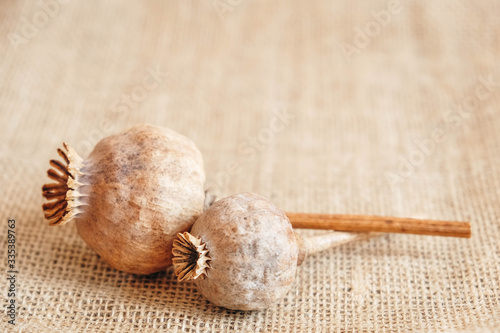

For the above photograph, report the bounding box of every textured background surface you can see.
[1,0,499,332]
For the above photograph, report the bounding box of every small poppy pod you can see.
[173,193,299,310]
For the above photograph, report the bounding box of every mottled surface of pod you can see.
[43,125,205,274]
[190,193,298,310]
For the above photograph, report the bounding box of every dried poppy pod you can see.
[172,192,471,310]
[173,193,299,310]
[42,125,206,274]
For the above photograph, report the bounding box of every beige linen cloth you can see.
[1,0,499,332]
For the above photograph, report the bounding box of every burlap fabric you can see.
[1,0,499,331]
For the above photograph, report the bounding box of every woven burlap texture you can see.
[1,0,499,332]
